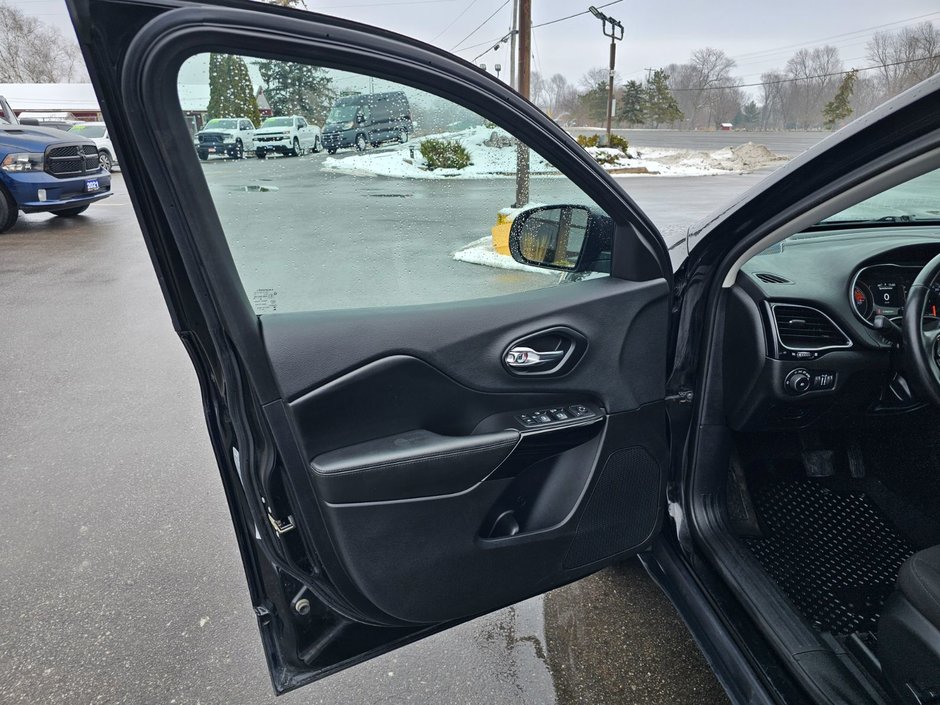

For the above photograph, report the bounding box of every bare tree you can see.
[0,2,86,82]
[867,21,940,98]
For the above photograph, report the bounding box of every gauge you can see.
[928,281,940,319]
[853,282,872,319]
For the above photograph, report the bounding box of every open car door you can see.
[69,0,677,693]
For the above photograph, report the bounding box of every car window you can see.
[68,124,107,138]
[177,53,614,314]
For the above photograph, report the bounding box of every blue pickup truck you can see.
[0,95,111,234]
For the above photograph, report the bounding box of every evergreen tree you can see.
[255,59,335,124]
[823,69,858,129]
[206,54,261,126]
[618,80,646,125]
[644,69,683,127]
[578,82,610,125]
[733,100,760,128]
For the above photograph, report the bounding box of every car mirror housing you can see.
[509,205,612,273]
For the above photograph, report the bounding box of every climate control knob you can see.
[785,368,812,395]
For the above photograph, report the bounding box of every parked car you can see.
[193,117,256,160]
[321,91,412,153]
[67,122,118,171]
[0,95,110,234]
[253,115,320,158]
[67,1,940,703]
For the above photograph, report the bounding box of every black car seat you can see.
[879,545,940,703]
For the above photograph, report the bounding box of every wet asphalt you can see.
[0,134,820,704]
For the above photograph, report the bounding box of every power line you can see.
[458,0,624,54]
[452,0,512,50]
[667,53,940,92]
[430,0,483,43]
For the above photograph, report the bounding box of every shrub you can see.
[419,138,472,170]
[576,133,629,152]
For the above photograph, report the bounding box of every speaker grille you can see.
[563,446,662,569]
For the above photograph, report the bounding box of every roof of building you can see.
[0,82,216,114]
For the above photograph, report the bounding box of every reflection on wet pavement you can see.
[543,560,729,705]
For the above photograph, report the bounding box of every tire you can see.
[355,133,367,151]
[256,148,266,159]
[198,150,209,161]
[53,205,89,218]
[327,148,337,155]
[291,137,301,157]
[399,129,409,144]
[0,187,18,234]
[231,139,244,159]
[313,135,321,153]
[99,150,113,172]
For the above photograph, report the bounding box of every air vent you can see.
[771,304,851,350]
[754,272,793,284]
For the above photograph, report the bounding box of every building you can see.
[0,83,102,121]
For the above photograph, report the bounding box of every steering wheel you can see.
[903,252,940,405]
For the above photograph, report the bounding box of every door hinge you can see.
[666,389,694,404]
[267,512,296,536]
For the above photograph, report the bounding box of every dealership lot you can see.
[1,138,799,703]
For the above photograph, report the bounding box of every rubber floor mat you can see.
[744,480,914,635]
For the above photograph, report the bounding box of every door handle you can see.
[504,346,566,368]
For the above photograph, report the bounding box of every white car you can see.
[193,117,256,160]
[253,115,321,158]
[67,122,118,171]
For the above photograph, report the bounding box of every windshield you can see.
[204,119,238,130]
[262,117,293,127]
[819,169,940,225]
[68,124,106,138]
[327,106,359,123]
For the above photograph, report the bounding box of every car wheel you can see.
[233,139,244,159]
[198,150,209,161]
[313,135,321,153]
[99,150,114,172]
[292,137,301,157]
[327,148,337,155]
[0,187,18,234]
[256,148,266,159]
[399,129,408,144]
[356,133,367,151]
[53,205,90,218]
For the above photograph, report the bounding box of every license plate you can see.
[85,179,99,192]
[208,147,217,153]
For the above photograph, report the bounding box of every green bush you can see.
[419,138,472,170]
[576,133,629,152]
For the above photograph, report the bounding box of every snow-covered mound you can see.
[322,126,788,179]
[452,236,563,275]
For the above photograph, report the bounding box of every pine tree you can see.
[206,54,261,125]
[255,59,335,124]
[618,80,646,125]
[823,69,858,130]
[644,69,683,128]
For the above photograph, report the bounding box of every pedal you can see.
[801,449,835,478]
[847,442,866,479]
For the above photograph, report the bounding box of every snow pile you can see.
[322,126,557,180]
[322,127,788,179]
[453,236,563,275]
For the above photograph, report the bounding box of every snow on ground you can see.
[322,126,556,179]
[322,125,787,179]
[453,236,563,276]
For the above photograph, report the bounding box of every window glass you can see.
[178,53,612,313]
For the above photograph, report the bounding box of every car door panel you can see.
[70,0,674,691]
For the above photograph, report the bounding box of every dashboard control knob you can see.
[785,369,812,395]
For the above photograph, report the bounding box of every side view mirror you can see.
[508,205,613,273]
[356,114,366,124]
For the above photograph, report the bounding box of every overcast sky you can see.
[15,0,940,88]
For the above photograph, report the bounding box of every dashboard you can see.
[726,229,940,431]
[851,263,940,325]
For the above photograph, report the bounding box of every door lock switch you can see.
[515,404,596,427]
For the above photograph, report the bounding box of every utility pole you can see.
[589,6,624,145]
[509,0,518,90]
[513,0,530,208]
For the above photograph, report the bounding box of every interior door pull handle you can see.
[504,346,565,367]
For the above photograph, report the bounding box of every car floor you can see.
[730,414,940,640]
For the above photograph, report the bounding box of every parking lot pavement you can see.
[0,157,761,704]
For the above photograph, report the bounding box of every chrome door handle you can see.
[504,346,566,368]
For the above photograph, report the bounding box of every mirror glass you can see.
[516,206,589,270]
